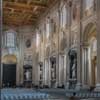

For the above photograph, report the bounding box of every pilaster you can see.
[76,0,82,90]
[96,0,100,91]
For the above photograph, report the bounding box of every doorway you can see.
[2,64,16,87]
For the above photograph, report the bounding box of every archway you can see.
[2,54,17,87]
[83,23,97,88]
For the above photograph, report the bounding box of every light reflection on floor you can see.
[1,88,100,100]
[1,88,66,100]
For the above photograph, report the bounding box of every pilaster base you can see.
[55,82,58,88]
[75,82,82,90]
[65,82,69,89]
[95,84,100,91]
[81,84,90,90]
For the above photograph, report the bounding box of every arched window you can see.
[5,30,16,48]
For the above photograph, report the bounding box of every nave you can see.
[1,0,100,100]
[1,88,100,100]
[1,88,66,100]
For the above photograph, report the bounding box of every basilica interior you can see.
[1,0,100,100]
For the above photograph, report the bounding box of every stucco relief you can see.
[83,0,94,17]
[68,47,77,89]
[71,31,78,47]
[45,46,50,58]
[82,22,96,42]
[52,41,56,54]
[59,31,67,51]
[72,3,80,24]
[60,38,67,51]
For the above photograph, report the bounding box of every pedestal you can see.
[65,82,69,89]
[76,82,82,90]
[95,84,100,91]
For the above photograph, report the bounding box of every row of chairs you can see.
[1,94,50,100]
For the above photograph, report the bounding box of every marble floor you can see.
[1,88,100,100]
[1,88,66,100]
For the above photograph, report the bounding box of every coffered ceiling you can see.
[3,0,53,26]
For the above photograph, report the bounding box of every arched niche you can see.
[2,54,17,64]
[2,54,17,87]
[83,22,97,88]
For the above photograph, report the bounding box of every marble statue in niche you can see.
[68,48,77,89]
[39,62,43,85]
[50,57,56,81]
[68,48,77,79]
[51,62,56,80]
[25,70,31,81]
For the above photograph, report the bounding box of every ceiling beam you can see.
[3,15,37,21]
[3,7,33,14]
[14,0,18,2]
[4,1,47,9]
[3,9,38,17]
[3,19,35,25]
[27,0,32,5]
[3,6,40,15]
[3,0,50,26]
[3,15,36,23]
